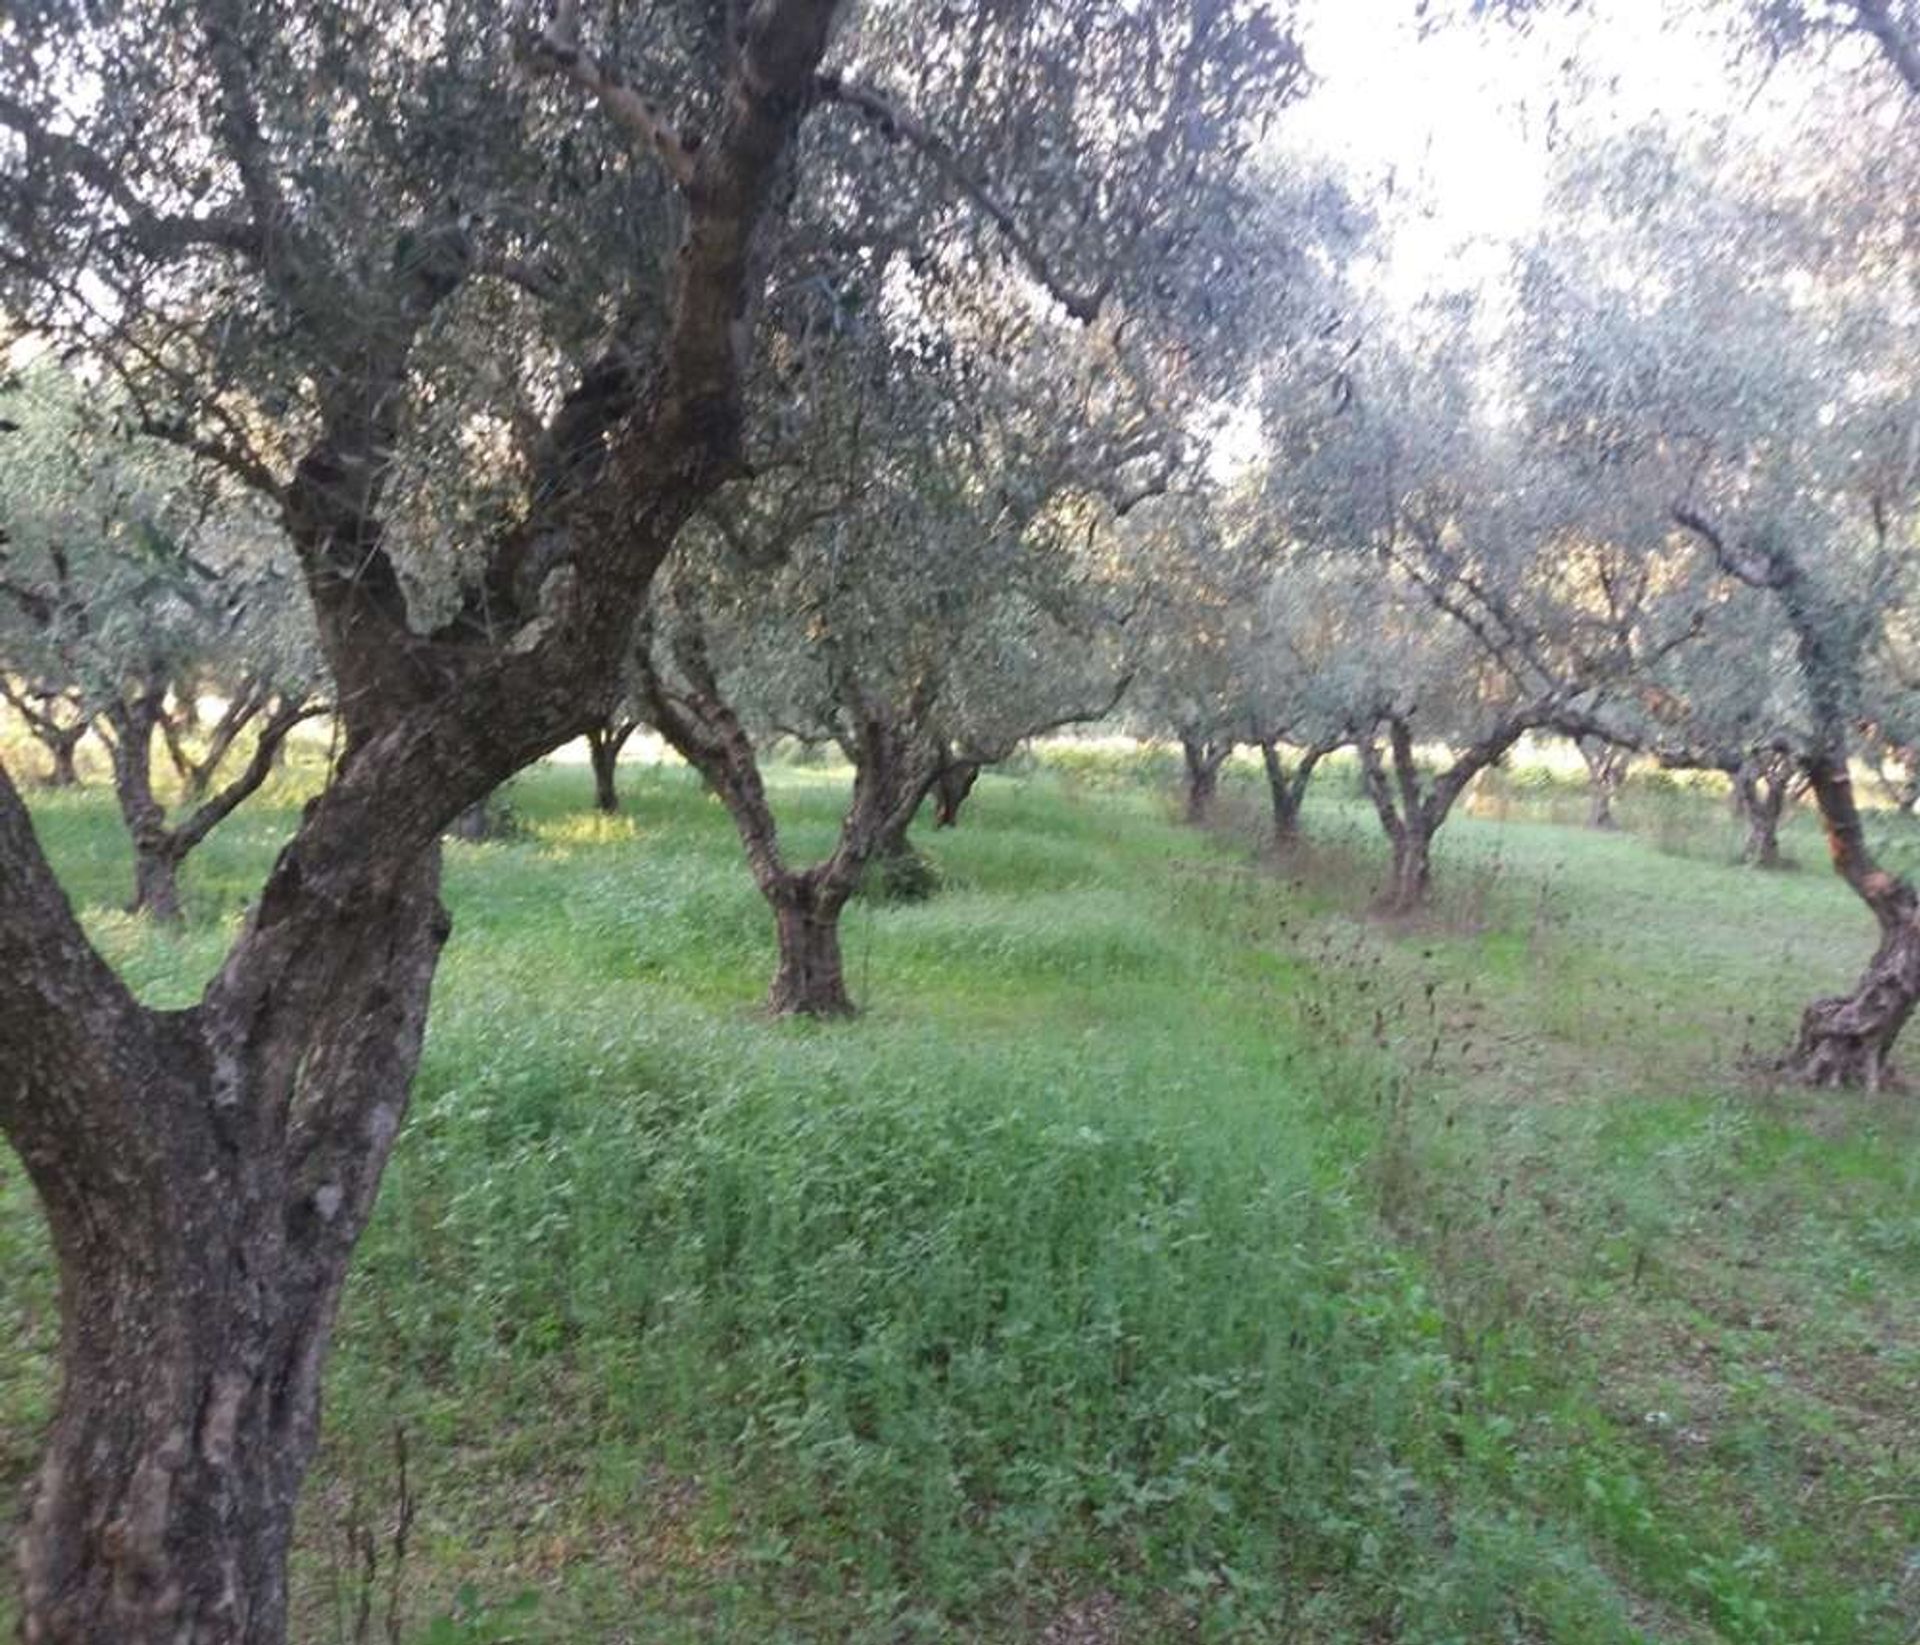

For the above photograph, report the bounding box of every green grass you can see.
[1,750,1916,1641]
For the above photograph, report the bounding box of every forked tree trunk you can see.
[1179,734,1231,826]
[13,838,447,1644]
[1381,824,1435,917]
[5,5,841,1633]
[1578,737,1628,830]
[932,758,981,827]
[1257,738,1328,845]
[44,731,82,788]
[1733,757,1789,869]
[130,839,186,925]
[586,719,637,813]
[1354,710,1541,916]
[768,878,854,1017]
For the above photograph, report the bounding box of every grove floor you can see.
[1,755,1915,1642]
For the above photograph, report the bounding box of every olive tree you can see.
[638,306,1156,1014]
[0,362,322,922]
[0,0,1298,1632]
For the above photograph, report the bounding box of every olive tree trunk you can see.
[43,729,82,788]
[768,875,855,1016]
[5,769,446,1643]
[1354,708,1559,916]
[586,718,639,813]
[1256,735,1334,845]
[101,680,318,925]
[1674,508,1920,1086]
[1784,754,1920,1088]
[1577,735,1629,830]
[1179,732,1232,825]
[1732,754,1793,868]
[635,621,938,1017]
[931,756,981,827]
[2,1,841,1631]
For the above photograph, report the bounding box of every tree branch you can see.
[527,0,699,186]
[813,71,1106,322]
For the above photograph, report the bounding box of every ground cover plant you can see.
[2,745,1914,1642]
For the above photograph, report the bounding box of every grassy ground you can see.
[1,750,1916,1642]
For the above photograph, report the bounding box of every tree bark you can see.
[104,675,186,925]
[931,757,981,827]
[1782,752,1920,1087]
[1790,913,1920,1089]
[11,838,447,1644]
[633,616,937,1015]
[1353,709,1544,914]
[768,877,855,1016]
[0,4,883,1633]
[1384,824,1434,916]
[1179,733,1231,825]
[130,839,186,925]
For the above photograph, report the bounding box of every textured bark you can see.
[3,0,843,1632]
[1674,508,1920,1086]
[1179,733,1231,825]
[1790,914,1920,1089]
[1385,826,1434,915]
[11,841,447,1645]
[1785,753,1920,1087]
[768,880,855,1016]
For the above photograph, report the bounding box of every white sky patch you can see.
[1278,0,1851,316]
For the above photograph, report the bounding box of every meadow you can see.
[1,749,1916,1643]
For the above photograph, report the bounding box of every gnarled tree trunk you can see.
[1790,912,1920,1089]
[1785,754,1920,1088]
[768,875,855,1016]
[5,767,447,1643]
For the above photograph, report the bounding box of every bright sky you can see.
[1280,0,1863,311]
